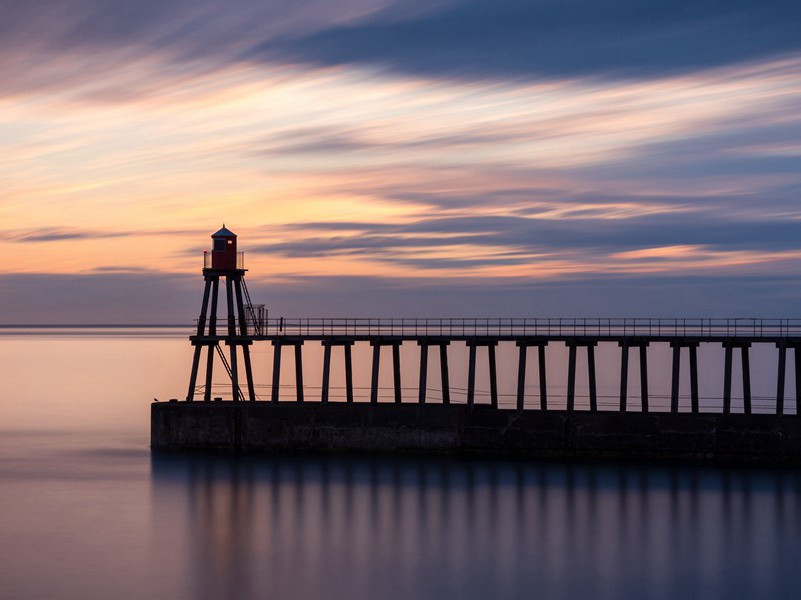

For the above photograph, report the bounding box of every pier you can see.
[152,228,801,462]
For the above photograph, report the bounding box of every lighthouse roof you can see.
[212,225,236,238]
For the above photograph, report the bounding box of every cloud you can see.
[252,0,801,80]
[0,227,203,243]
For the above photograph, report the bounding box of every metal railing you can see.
[192,317,801,338]
[202,251,245,269]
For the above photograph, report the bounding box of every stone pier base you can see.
[151,402,801,464]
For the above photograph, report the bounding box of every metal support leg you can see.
[587,344,597,412]
[567,344,577,412]
[187,277,213,401]
[723,345,733,415]
[777,344,787,415]
[242,345,256,401]
[271,344,281,403]
[187,345,202,401]
[344,344,354,403]
[467,343,477,410]
[196,278,212,335]
[671,344,681,414]
[225,278,239,401]
[741,346,751,414]
[516,344,527,411]
[294,344,304,402]
[794,345,801,413]
[204,345,215,402]
[689,345,699,414]
[488,344,498,409]
[229,344,240,402]
[439,344,450,405]
[639,345,649,413]
[619,343,629,412]
[418,343,428,405]
[370,343,381,404]
[392,344,402,404]
[233,278,255,401]
[321,343,332,403]
[538,344,547,410]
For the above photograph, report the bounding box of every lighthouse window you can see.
[213,238,226,252]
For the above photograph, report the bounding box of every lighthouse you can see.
[186,225,258,402]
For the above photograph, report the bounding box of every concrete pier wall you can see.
[152,402,801,464]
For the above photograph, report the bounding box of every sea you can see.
[1,327,800,599]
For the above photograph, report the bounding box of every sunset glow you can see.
[2,1,801,321]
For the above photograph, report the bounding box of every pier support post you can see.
[418,340,450,405]
[345,344,354,403]
[467,343,477,410]
[639,344,649,412]
[795,344,801,413]
[777,342,787,415]
[620,340,649,412]
[203,277,219,402]
[722,341,751,414]
[320,340,354,403]
[225,277,240,402]
[321,343,332,403]
[186,277,213,401]
[690,344,699,413]
[418,343,429,405]
[671,343,681,413]
[370,342,381,404]
[539,344,548,410]
[270,339,304,402]
[294,344,304,402]
[566,340,597,412]
[271,343,282,403]
[392,343,402,404]
[488,343,498,409]
[567,343,577,412]
[741,345,751,414]
[515,340,548,411]
[723,344,733,415]
[440,344,450,405]
[619,342,629,412]
[233,278,256,401]
[466,340,498,410]
[369,339,402,404]
[587,344,597,412]
[670,341,699,414]
[516,344,527,411]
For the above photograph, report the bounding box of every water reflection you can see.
[151,455,801,599]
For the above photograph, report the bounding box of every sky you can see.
[1,0,801,322]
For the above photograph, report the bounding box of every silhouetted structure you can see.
[155,230,801,461]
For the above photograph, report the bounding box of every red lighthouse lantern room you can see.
[207,224,240,271]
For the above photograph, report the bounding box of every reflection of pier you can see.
[150,454,801,599]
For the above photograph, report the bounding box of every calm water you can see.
[1,328,801,599]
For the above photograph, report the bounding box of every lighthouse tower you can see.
[186,225,258,402]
